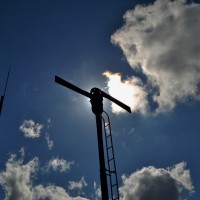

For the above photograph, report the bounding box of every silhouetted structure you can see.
[0,66,11,116]
[55,75,131,200]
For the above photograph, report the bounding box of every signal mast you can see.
[0,66,11,116]
[55,75,131,200]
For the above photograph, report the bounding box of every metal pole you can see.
[0,96,4,115]
[54,78,131,199]
[95,113,109,200]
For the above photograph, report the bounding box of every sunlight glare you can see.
[103,71,148,114]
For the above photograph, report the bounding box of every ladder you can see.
[102,111,119,200]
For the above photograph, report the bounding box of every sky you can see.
[0,0,200,199]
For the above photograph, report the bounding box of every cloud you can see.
[33,185,72,199]
[93,181,101,200]
[46,157,74,173]
[108,0,200,114]
[46,118,52,129]
[45,132,54,150]
[168,162,194,191]
[119,162,194,200]
[68,177,88,191]
[0,151,38,200]
[33,185,88,200]
[0,151,88,200]
[19,118,55,150]
[45,118,54,150]
[19,119,43,138]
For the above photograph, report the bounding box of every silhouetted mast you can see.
[55,75,131,200]
[0,65,11,116]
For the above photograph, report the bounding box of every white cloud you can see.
[0,151,88,200]
[19,118,55,150]
[33,185,72,200]
[19,119,43,138]
[0,151,38,200]
[47,157,74,173]
[109,0,200,114]
[68,177,88,191]
[93,181,101,200]
[45,118,54,150]
[168,162,194,191]
[119,161,194,200]
[33,185,88,200]
[47,118,52,129]
[45,132,54,150]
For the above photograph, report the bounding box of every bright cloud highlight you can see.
[103,71,148,114]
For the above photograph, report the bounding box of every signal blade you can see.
[102,91,131,113]
[55,76,91,98]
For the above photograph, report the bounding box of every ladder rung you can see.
[108,158,114,162]
[106,172,110,176]
[106,169,116,174]
[112,183,117,187]
[107,146,112,150]
[106,134,111,138]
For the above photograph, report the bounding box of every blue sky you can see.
[0,0,200,199]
